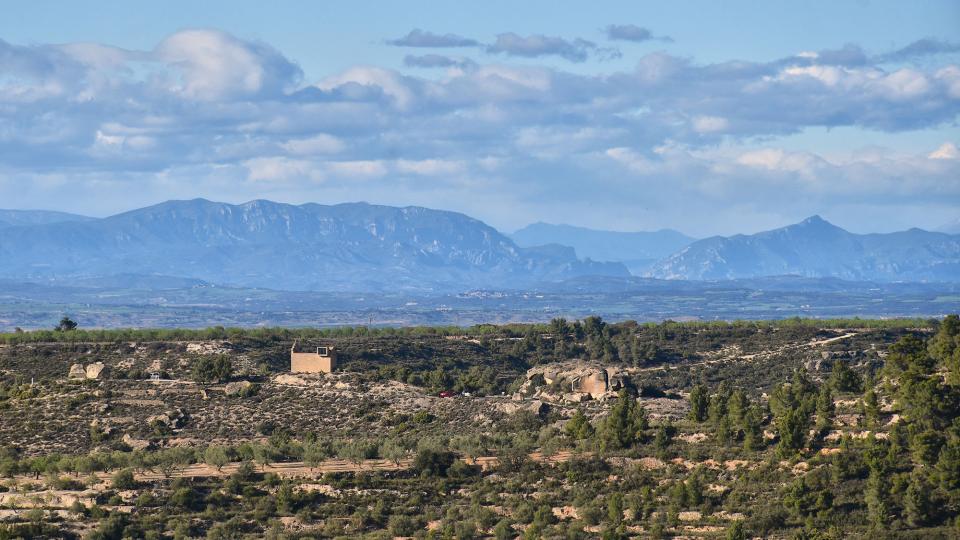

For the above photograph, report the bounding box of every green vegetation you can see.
[0,316,956,538]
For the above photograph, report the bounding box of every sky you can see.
[0,0,958,236]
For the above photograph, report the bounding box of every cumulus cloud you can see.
[486,33,620,62]
[387,29,479,48]
[154,29,302,100]
[929,142,959,160]
[604,24,671,43]
[1,29,959,234]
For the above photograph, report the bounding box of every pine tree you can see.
[815,385,835,431]
[688,384,709,423]
[742,405,764,452]
[862,388,880,428]
[566,408,596,441]
[865,467,891,528]
[904,470,933,527]
[599,391,648,451]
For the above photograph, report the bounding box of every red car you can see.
[438,390,457,398]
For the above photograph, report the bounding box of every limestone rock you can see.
[520,361,630,403]
[224,380,253,396]
[147,408,185,429]
[69,363,86,379]
[122,433,150,451]
[563,392,591,403]
[528,400,550,417]
[571,370,609,399]
[274,374,307,385]
[85,362,107,379]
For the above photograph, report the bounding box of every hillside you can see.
[0,317,957,538]
[649,216,960,281]
[0,199,627,292]
[512,222,694,274]
[0,209,93,228]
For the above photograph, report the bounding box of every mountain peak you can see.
[650,216,960,281]
[799,215,831,226]
[0,199,629,291]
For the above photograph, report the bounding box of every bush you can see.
[388,514,420,536]
[111,469,136,490]
[412,448,456,477]
[191,356,232,384]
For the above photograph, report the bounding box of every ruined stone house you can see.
[290,341,337,373]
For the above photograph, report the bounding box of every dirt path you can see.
[808,332,858,347]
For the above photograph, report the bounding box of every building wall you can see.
[290,352,336,373]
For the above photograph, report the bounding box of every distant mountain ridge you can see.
[0,199,627,292]
[0,209,93,228]
[649,216,960,281]
[511,222,695,274]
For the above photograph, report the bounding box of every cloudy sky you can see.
[1,0,958,236]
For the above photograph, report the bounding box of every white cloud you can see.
[0,30,958,234]
[929,142,959,160]
[244,156,323,182]
[317,67,416,109]
[395,159,466,176]
[324,160,388,179]
[154,29,301,100]
[281,134,346,156]
[692,115,729,133]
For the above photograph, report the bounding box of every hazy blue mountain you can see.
[511,222,695,274]
[937,218,960,235]
[0,199,628,292]
[0,209,93,228]
[649,216,960,281]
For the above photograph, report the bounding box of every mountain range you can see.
[511,222,695,274]
[0,209,93,228]
[0,201,958,291]
[648,216,960,281]
[0,199,627,292]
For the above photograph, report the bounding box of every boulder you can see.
[571,370,609,399]
[520,361,630,403]
[563,392,591,404]
[147,409,185,429]
[68,363,86,379]
[85,362,107,379]
[224,380,253,396]
[528,400,550,417]
[122,433,151,451]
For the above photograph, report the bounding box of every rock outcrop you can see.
[224,380,253,396]
[68,363,86,379]
[516,361,629,404]
[85,362,107,379]
[68,362,108,380]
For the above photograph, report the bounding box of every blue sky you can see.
[1,0,958,235]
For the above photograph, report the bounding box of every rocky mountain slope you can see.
[0,209,93,228]
[511,222,694,274]
[0,199,627,291]
[649,216,960,281]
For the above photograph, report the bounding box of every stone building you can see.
[290,341,337,373]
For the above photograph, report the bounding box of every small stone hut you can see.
[290,340,337,373]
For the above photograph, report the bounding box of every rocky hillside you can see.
[0,199,627,291]
[511,222,694,275]
[649,216,960,281]
[0,209,93,228]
